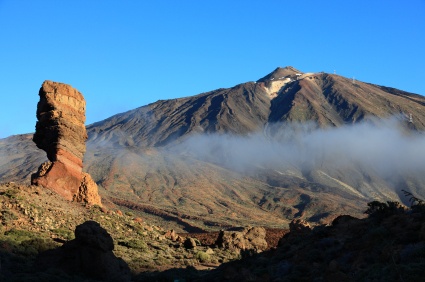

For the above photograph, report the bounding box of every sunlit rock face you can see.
[31,80,101,206]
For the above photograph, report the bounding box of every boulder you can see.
[332,215,359,227]
[165,229,181,242]
[73,172,102,206]
[37,221,131,281]
[215,226,268,253]
[31,80,101,206]
[184,237,197,249]
[289,219,312,233]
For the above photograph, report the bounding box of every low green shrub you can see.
[4,229,36,243]
[19,238,57,256]
[2,189,19,199]
[1,210,18,225]
[118,239,148,251]
[52,228,75,240]
[195,251,210,263]
[365,201,406,218]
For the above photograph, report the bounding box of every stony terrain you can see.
[2,182,424,281]
[199,201,425,281]
[0,182,279,281]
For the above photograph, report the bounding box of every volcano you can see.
[1,67,425,231]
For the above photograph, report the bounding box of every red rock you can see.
[134,217,143,224]
[73,173,102,206]
[164,229,181,241]
[31,81,101,206]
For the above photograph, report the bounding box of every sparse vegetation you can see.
[2,182,425,281]
[402,189,425,214]
[0,183,243,281]
[118,239,148,251]
[1,209,18,225]
[52,228,75,241]
[365,191,425,219]
[195,250,210,263]
[365,200,407,218]
[2,188,19,199]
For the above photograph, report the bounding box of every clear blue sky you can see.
[1,0,424,138]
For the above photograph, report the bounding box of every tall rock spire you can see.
[31,80,101,206]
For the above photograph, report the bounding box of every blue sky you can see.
[1,0,424,138]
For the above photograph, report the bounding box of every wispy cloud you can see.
[171,118,425,182]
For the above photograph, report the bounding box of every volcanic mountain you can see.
[1,67,425,231]
[87,66,425,148]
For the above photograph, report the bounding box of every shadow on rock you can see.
[37,220,131,281]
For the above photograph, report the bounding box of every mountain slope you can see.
[87,81,272,148]
[1,66,425,231]
[87,67,425,149]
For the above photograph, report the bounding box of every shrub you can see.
[402,190,425,214]
[2,189,19,199]
[1,210,18,225]
[19,238,57,256]
[365,201,406,218]
[195,251,210,263]
[402,189,424,206]
[4,229,36,243]
[52,228,75,241]
[118,239,147,250]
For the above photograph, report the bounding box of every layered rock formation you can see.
[31,80,101,206]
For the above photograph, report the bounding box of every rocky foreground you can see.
[204,204,425,281]
[1,182,425,281]
[0,182,278,281]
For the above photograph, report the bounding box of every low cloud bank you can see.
[172,119,425,179]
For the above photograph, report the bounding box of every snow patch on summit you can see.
[263,77,292,99]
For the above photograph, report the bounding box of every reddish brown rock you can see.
[165,229,183,242]
[289,218,312,233]
[31,80,101,206]
[215,226,268,253]
[73,173,102,206]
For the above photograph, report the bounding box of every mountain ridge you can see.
[86,67,425,149]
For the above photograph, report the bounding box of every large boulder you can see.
[37,221,131,281]
[31,80,101,206]
[215,226,268,253]
[289,219,312,233]
[73,172,102,205]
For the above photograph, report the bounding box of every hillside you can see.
[1,182,424,281]
[0,182,245,280]
[199,200,425,281]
